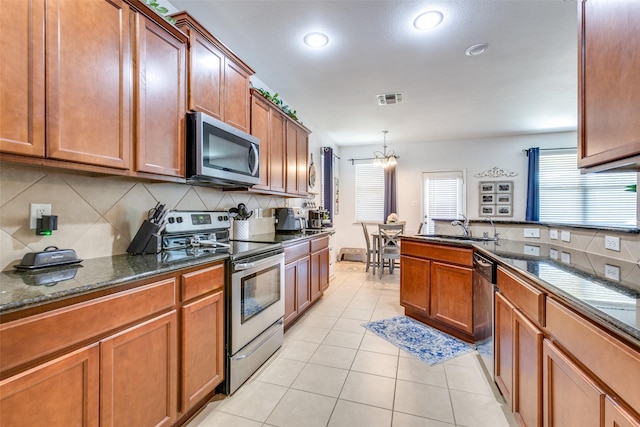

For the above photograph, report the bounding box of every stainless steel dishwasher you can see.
[473,251,497,379]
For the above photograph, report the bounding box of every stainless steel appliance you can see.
[473,251,497,380]
[186,111,260,188]
[307,209,328,229]
[160,210,284,394]
[274,207,305,232]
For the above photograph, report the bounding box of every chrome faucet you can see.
[451,214,470,237]
[485,216,499,241]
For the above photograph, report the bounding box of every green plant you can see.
[255,87,298,121]
[143,0,176,24]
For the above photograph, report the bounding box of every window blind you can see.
[423,171,464,233]
[539,150,637,227]
[355,164,384,221]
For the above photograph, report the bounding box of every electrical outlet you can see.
[604,236,620,252]
[523,245,540,256]
[561,252,571,264]
[524,228,540,238]
[604,264,620,281]
[550,248,558,260]
[561,231,571,242]
[30,203,51,229]
[549,229,558,240]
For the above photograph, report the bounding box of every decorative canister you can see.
[233,220,249,240]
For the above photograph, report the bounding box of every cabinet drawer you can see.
[497,267,544,325]
[311,236,329,252]
[181,262,225,302]
[285,241,310,263]
[401,240,472,267]
[546,298,640,413]
[0,278,176,374]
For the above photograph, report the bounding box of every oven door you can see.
[230,252,284,354]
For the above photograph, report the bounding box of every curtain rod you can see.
[522,147,576,153]
[347,157,378,165]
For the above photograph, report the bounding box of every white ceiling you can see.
[167,0,578,148]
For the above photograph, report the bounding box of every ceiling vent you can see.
[377,93,403,105]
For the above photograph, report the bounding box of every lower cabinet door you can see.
[542,339,605,427]
[513,309,543,427]
[181,290,225,412]
[604,395,640,427]
[100,311,178,427]
[495,291,514,407]
[429,262,473,334]
[0,344,99,427]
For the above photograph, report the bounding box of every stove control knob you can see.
[218,215,224,221]
[168,217,175,224]
[176,217,183,223]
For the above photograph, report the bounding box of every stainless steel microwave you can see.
[186,111,260,187]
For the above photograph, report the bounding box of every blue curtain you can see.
[384,165,397,222]
[525,147,540,221]
[322,147,333,221]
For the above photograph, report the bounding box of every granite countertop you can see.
[0,252,228,316]
[405,235,640,345]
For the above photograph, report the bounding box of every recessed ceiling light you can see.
[304,32,329,48]
[413,11,443,31]
[465,43,490,56]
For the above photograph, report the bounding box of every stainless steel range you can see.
[161,211,285,394]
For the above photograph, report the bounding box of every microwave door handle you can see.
[249,144,259,176]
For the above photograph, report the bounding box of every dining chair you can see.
[360,222,377,273]
[377,223,404,278]
[417,222,425,234]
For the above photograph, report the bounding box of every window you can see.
[539,150,637,227]
[355,164,384,221]
[422,171,465,234]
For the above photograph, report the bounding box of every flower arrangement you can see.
[254,87,299,121]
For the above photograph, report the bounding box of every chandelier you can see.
[373,131,398,167]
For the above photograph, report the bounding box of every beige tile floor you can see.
[186,261,518,427]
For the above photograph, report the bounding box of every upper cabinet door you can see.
[135,13,187,178]
[578,0,640,169]
[188,32,224,121]
[0,0,45,157]
[223,59,251,133]
[46,0,131,169]
[250,95,271,190]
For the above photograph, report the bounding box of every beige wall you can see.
[0,163,292,271]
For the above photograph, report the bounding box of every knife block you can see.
[127,220,162,254]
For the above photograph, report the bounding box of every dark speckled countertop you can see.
[404,236,640,346]
[0,252,228,315]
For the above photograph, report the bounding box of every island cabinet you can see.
[172,12,254,134]
[578,0,640,171]
[494,267,544,427]
[284,235,330,329]
[250,91,287,192]
[0,260,226,427]
[399,239,475,342]
[0,0,131,168]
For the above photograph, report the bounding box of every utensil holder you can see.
[233,220,249,240]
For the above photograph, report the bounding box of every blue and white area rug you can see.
[362,316,475,366]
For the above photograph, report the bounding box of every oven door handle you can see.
[233,255,282,271]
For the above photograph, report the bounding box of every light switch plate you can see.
[561,231,571,242]
[524,228,540,238]
[561,252,571,264]
[549,229,558,240]
[605,264,620,281]
[523,245,540,256]
[549,248,558,260]
[604,236,620,252]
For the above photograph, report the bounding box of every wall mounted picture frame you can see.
[479,180,513,217]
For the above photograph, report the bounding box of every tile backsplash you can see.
[0,163,295,271]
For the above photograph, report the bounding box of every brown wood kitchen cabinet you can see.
[250,91,287,192]
[134,11,187,178]
[173,12,254,134]
[578,0,640,171]
[285,120,310,196]
[180,264,225,413]
[0,0,131,169]
[310,236,330,303]
[399,239,475,342]
[0,260,227,427]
